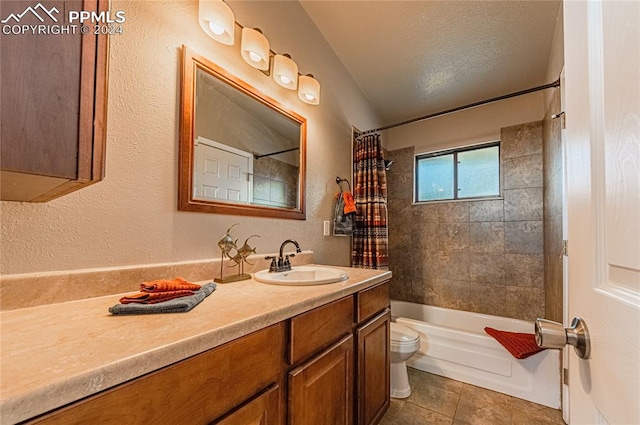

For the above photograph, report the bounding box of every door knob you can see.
[534,317,591,359]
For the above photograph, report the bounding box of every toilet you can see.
[390,322,421,398]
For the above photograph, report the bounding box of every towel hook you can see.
[336,176,351,192]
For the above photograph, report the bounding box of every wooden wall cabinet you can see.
[0,0,109,202]
[22,281,391,425]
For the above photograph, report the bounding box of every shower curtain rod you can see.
[253,146,299,159]
[357,78,561,137]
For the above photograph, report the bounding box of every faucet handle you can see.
[265,256,277,272]
[283,254,294,270]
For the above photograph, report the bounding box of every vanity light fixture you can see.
[273,54,298,90]
[241,27,270,71]
[198,0,235,45]
[197,0,320,105]
[298,74,320,105]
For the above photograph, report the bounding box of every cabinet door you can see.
[0,0,108,202]
[356,310,390,425]
[289,334,354,425]
[213,385,280,425]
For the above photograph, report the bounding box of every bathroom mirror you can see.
[179,46,306,219]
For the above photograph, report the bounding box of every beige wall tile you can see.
[501,121,543,159]
[469,199,505,222]
[503,154,543,189]
[470,222,505,253]
[504,188,544,221]
[505,221,544,254]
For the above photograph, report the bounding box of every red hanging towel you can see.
[343,191,356,214]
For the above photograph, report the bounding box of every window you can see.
[415,142,500,202]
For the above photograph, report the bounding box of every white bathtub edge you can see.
[391,301,561,409]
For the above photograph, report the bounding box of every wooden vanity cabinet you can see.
[355,281,391,425]
[287,280,391,425]
[213,384,280,425]
[289,334,354,425]
[21,280,391,425]
[0,0,109,202]
[288,297,356,425]
[24,323,287,425]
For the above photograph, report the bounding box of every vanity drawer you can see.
[356,280,390,323]
[289,296,354,365]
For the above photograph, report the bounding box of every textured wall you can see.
[0,1,381,275]
[387,121,545,321]
[386,92,544,154]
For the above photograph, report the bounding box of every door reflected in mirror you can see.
[179,46,306,219]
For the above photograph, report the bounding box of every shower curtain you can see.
[352,133,389,269]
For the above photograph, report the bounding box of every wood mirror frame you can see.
[179,46,306,220]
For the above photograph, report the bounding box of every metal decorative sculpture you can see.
[214,224,259,283]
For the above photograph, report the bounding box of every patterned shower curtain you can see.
[352,133,389,269]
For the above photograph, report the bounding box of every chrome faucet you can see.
[265,239,302,272]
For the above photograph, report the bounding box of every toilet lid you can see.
[390,322,419,342]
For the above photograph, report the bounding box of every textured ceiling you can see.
[300,0,561,126]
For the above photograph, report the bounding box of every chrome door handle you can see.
[535,317,591,359]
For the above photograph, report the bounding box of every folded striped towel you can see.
[109,283,217,315]
[119,290,195,304]
[140,277,201,293]
[484,327,545,359]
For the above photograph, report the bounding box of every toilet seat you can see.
[391,322,419,344]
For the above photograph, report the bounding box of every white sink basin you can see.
[254,266,348,286]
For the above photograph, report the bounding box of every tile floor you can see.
[380,368,565,425]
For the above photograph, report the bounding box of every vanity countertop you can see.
[0,265,391,424]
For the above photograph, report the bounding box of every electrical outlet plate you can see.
[323,221,330,236]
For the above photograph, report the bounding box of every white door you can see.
[564,1,640,424]
[193,137,253,203]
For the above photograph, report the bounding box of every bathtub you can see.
[391,300,560,409]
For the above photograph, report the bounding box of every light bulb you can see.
[199,0,235,45]
[241,28,270,70]
[209,21,225,35]
[298,74,320,105]
[248,51,262,63]
[273,53,298,90]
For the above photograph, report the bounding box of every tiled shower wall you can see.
[543,89,564,323]
[386,121,544,321]
[252,157,298,208]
